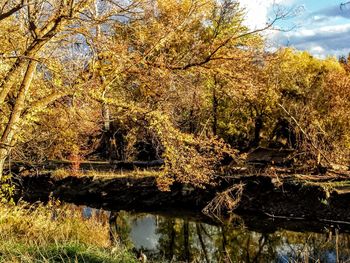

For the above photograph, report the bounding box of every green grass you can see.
[0,202,138,263]
[0,242,137,263]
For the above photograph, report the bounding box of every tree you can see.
[0,0,293,188]
[0,0,91,178]
[262,48,349,165]
[85,0,278,187]
[0,0,142,178]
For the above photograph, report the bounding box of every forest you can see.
[0,0,350,262]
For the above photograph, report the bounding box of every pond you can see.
[73,205,350,263]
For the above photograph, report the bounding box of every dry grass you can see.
[51,168,73,179]
[51,168,160,180]
[0,202,109,247]
[0,202,137,262]
[85,169,159,179]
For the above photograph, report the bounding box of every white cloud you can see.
[241,1,350,58]
[262,0,350,58]
[274,23,350,58]
[284,24,350,43]
[309,45,325,57]
[239,0,294,29]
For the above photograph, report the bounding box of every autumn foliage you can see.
[0,0,349,188]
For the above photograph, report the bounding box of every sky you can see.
[239,0,350,58]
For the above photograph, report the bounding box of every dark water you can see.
[76,205,350,263]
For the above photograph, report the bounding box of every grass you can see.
[0,202,138,263]
[85,169,160,179]
[51,168,160,180]
[0,242,137,263]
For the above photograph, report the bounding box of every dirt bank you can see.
[14,171,350,223]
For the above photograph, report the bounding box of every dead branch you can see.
[202,183,244,221]
[278,103,332,166]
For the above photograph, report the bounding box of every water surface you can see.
[74,205,350,262]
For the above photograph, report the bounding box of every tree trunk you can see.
[0,153,6,180]
[0,59,26,105]
[189,92,196,133]
[0,39,50,106]
[212,85,218,136]
[251,116,263,148]
[102,104,110,132]
[0,61,37,179]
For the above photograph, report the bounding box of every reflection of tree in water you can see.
[156,217,192,262]
[104,208,350,262]
[63,205,350,262]
[109,211,133,249]
[216,225,350,262]
[155,216,244,262]
[155,217,208,262]
[153,215,350,263]
[215,223,283,262]
[277,228,350,262]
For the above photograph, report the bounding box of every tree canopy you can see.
[0,0,349,188]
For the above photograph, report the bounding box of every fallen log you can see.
[7,159,165,173]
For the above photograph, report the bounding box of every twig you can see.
[278,103,332,166]
[263,212,305,221]
[319,218,350,226]
[264,211,350,226]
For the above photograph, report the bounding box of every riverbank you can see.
[15,168,350,224]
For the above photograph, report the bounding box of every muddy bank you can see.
[14,172,350,223]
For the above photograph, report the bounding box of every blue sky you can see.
[240,0,350,58]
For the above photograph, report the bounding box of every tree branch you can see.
[0,1,24,21]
